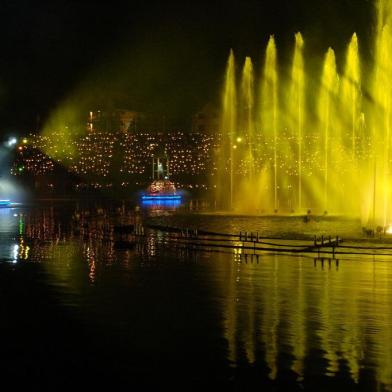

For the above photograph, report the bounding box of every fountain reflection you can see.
[141,199,181,209]
[1,203,392,388]
[222,252,392,389]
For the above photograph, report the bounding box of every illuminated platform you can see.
[141,195,182,201]
[0,200,12,207]
[142,163,182,204]
[141,199,182,207]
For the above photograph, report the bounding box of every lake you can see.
[0,201,391,390]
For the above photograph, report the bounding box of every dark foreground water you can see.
[1,201,392,390]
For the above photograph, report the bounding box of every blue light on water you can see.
[141,195,181,201]
[141,199,182,207]
[0,200,12,207]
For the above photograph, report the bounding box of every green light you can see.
[18,216,24,235]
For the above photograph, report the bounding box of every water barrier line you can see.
[106,224,392,256]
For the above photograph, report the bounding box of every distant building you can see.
[87,109,145,132]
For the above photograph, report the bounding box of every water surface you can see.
[0,202,391,390]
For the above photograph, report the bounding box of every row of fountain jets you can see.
[217,0,392,227]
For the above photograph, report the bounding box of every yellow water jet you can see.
[289,32,305,210]
[216,0,392,225]
[261,36,279,211]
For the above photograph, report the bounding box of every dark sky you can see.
[0,0,373,135]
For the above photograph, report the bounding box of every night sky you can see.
[0,0,373,136]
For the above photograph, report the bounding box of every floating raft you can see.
[141,194,181,201]
[0,200,12,207]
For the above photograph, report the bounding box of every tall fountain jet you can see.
[214,0,392,228]
[289,33,305,211]
[369,0,392,228]
[341,34,362,215]
[318,48,339,213]
[233,57,261,211]
[261,36,279,211]
[342,34,361,160]
[241,57,255,179]
[219,49,237,209]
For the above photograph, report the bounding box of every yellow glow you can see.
[318,48,339,212]
[222,253,392,387]
[217,21,388,223]
[262,36,279,211]
[217,49,237,208]
[289,32,305,211]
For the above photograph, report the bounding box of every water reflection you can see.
[221,252,392,389]
[141,199,182,208]
[1,203,392,389]
[0,207,18,232]
[85,245,96,284]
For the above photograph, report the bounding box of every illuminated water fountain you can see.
[261,37,278,212]
[217,50,237,209]
[290,33,305,211]
[216,0,392,228]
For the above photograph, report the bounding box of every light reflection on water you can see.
[0,202,392,389]
[219,252,392,388]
